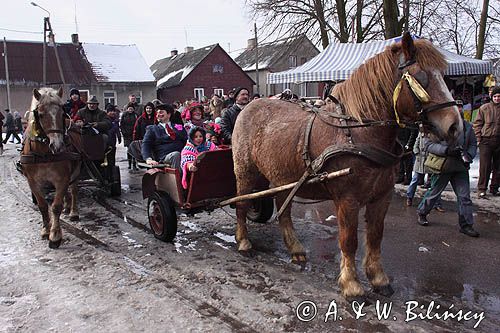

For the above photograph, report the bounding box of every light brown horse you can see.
[232,34,462,300]
[22,87,81,248]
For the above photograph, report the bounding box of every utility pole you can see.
[3,38,12,111]
[47,19,66,85]
[43,17,48,85]
[254,22,260,95]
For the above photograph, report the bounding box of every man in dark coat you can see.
[75,95,111,134]
[2,109,21,144]
[220,87,250,144]
[142,103,187,170]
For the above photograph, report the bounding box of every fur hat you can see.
[233,87,248,100]
[69,88,80,97]
[87,95,99,104]
[491,86,500,97]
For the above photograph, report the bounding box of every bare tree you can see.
[246,0,500,57]
[246,0,384,48]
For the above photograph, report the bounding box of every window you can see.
[288,55,297,68]
[300,57,307,65]
[135,91,142,104]
[300,83,308,97]
[214,88,224,97]
[213,64,224,73]
[103,91,117,106]
[79,90,90,103]
[194,88,205,102]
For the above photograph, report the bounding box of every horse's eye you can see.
[413,71,429,88]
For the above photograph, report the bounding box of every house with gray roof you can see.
[151,44,254,102]
[0,35,156,114]
[234,35,320,98]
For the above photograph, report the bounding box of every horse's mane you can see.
[331,39,447,121]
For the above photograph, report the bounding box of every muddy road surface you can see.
[1,145,499,332]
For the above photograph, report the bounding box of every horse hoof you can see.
[373,284,394,297]
[292,253,307,267]
[48,239,62,249]
[69,215,80,221]
[238,239,252,252]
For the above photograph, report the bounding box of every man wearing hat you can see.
[141,103,187,170]
[220,87,249,144]
[75,95,111,134]
[63,88,86,120]
[473,86,500,197]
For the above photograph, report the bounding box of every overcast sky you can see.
[0,0,255,65]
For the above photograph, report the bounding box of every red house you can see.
[151,44,254,102]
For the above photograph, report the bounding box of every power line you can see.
[0,27,43,34]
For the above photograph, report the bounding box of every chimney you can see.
[247,38,256,50]
[185,46,194,53]
[171,49,178,57]
[71,33,79,46]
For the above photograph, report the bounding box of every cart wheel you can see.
[247,197,274,223]
[147,192,177,242]
[109,166,121,196]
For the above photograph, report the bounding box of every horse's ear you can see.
[33,89,41,101]
[57,87,64,98]
[401,32,416,62]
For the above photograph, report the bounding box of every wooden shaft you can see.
[219,168,350,207]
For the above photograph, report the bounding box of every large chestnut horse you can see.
[22,88,81,248]
[232,34,462,300]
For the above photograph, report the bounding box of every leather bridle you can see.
[393,59,457,128]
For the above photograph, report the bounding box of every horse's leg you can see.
[364,192,394,297]
[275,192,306,264]
[234,172,260,252]
[63,191,71,215]
[32,186,51,240]
[336,197,365,300]
[48,184,67,248]
[68,183,79,221]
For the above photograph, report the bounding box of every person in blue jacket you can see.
[141,103,187,171]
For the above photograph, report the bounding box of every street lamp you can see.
[30,2,50,17]
[31,2,50,85]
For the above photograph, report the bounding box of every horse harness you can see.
[275,60,459,220]
[19,107,81,165]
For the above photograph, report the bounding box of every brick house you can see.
[151,44,254,102]
[0,37,156,115]
[234,35,320,98]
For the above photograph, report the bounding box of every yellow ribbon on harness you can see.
[392,72,431,128]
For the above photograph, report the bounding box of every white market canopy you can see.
[267,36,493,84]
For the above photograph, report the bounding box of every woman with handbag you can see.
[416,108,479,237]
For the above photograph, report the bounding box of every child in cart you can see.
[180,126,218,189]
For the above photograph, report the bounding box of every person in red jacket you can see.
[63,88,86,120]
[133,102,156,141]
